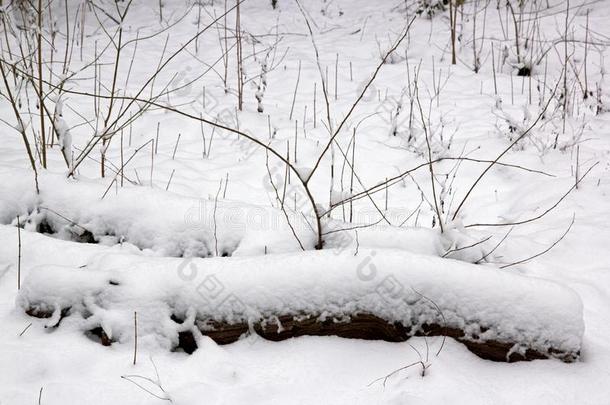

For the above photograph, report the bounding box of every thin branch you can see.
[451,69,564,221]
[500,214,575,269]
[466,162,597,228]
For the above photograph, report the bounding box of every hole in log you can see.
[26,307,54,319]
[175,331,198,354]
[37,218,55,235]
[70,228,96,244]
[171,314,185,324]
[86,327,113,346]
[26,306,71,328]
[517,65,531,77]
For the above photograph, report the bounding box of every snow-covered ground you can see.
[1,0,610,403]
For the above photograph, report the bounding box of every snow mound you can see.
[0,168,482,260]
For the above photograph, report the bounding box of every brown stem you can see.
[451,69,564,221]
[37,0,46,168]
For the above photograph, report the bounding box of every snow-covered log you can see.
[0,169,489,262]
[18,249,583,363]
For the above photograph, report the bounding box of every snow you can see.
[0,168,451,258]
[0,0,610,403]
[15,231,583,358]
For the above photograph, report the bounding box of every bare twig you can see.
[451,69,564,221]
[133,311,138,365]
[213,179,223,256]
[500,214,575,268]
[17,216,21,290]
[466,162,597,228]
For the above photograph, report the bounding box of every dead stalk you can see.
[133,311,138,365]
[17,216,21,290]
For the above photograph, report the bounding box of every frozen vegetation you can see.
[0,0,609,403]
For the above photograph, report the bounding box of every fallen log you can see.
[24,308,568,362]
[186,313,563,362]
[19,249,584,363]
